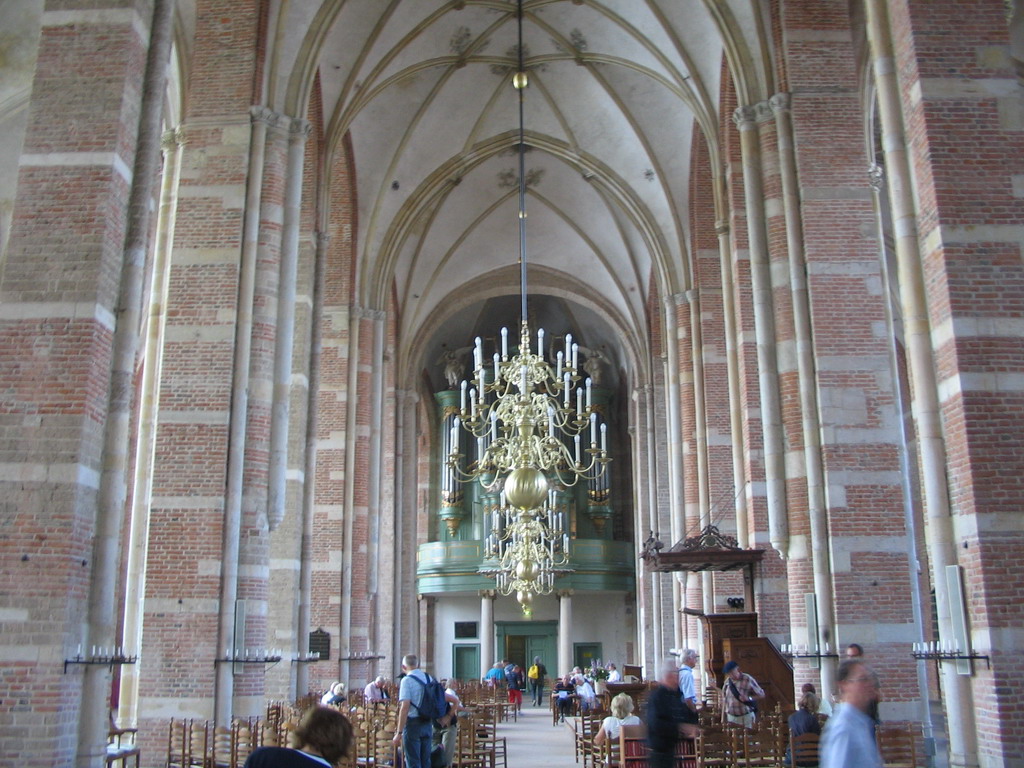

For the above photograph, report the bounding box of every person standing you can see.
[393,654,433,768]
[483,662,505,688]
[721,660,765,728]
[506,664,525,712]
[646,660,690,768]
[820,660,883,768]
[677,649,698,711]
[528,656,547,706]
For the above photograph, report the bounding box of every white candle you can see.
[586,377,592,409]
[501,327,509,359]
[548,407,555,438]
[493,353,500,386]
[565,334,573,367]
[590,412,597,448]
[572,343,578,370]
[475,337,482,367]
[538,328,545,358]
[564,372,571,406]
[470,388,477,419]
[601,423,607,453]
[556,351,563,380]
[574,434,581,464]
[461,380,467,412]
[576,387,583,416]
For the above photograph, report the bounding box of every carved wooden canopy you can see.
[640,525,765,573]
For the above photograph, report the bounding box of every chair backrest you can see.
[789,730,820,768]
[877,723,918,768]
[619,723,649,768]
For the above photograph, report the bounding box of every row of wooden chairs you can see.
[585,720,922,768]
[164,691,516,768]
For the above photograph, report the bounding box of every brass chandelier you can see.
[445,1,610,616]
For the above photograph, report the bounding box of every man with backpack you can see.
[393,654,447,768]
[527,655,547,707]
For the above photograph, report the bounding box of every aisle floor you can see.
[500,703,579,767]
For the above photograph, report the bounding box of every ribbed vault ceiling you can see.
[176,0,771,378]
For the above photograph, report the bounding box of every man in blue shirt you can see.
[678,648,698,714]
[820,660,883,768]
[392,654,432,768]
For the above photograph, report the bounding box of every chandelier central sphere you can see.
[505,467,548,509]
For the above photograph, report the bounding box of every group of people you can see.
[644,642,883,768]
[483,655,550,708]
[244,643,883,768]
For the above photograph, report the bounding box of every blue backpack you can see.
[412,673,448,722]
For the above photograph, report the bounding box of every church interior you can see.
[1,0,1023,766]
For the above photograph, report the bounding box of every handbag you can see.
[728,680,757,715]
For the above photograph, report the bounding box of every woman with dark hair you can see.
[244,706,353,767]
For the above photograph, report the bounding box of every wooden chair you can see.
[619,723,649,768]
[166,719,189,768]
[740,726,780,767]
[877,723,919,768]
[106,713,140,768]
[788,731,820,768]
[454,710,489,768]
[675,733,698,768]
[574,712,603,768]
[698,724,740,768]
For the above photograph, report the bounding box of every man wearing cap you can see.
[721,660,764,728]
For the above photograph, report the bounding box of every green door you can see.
[452,644,480,683]
[574,642,603,671]
[495,621,557,676]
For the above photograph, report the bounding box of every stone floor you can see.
[500,703,578,767]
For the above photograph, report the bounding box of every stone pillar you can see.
[732,105,788,558]
[480,590,495,679]
[0,3,150,762]
[558,590,574,674]
[769,92,837,699]
[864,2,979,763]
[119,127,185,730]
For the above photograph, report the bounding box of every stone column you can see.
[864,3,977,763]
[480,590,495,679]
[295,231,330,700]
[119,127,185,730]
[267,117,312,530]
[769,93,837,699]
[715,220,744,617]
[733,105,788,557]
[558,590,574,674]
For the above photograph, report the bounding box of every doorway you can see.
[495,621,557,673]
[574,642,603,671]
[452,644,480,682]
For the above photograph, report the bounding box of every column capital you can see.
[754,100,775,123]
[479,589,497,600]
[768,93,791,115]
[353,305,387,322]
[290,117,313,141]
[732,105,758,130]
[556,589,574,599]
[715,220,730,236]
[664,292,689,308]
[161,127,185,151]
[315,230,331,249]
